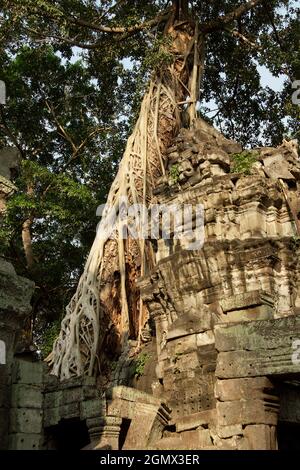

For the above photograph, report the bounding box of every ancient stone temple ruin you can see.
[1,121,300,450]
[0,148,35,449]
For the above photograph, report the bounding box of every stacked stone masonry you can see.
[2,122,300,449]
[136,120,300,450]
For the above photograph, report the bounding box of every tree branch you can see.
[201,0,265,33]
[226,28,262,49]
[60,126,107,173]
[28,1,264,50]
[42,99,109,198]
[263,4,295,82]
[45,99,77,153]
[28,8,170,49]
[69,11,170,35]
[28,28,103,49]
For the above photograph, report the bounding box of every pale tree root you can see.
[48,20,202,380]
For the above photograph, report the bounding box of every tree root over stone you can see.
[48,18,203,380]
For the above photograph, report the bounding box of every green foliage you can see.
[0,222,12,252]
[0,44,125,347]
[291,232,300,247]
[230,151,259,175]
[170,164,180,184]
[130,353,151,379]
[39,320,61,358]
[142,34,173,72]
[2,1,297,148]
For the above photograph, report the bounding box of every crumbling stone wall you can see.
[0,261,35,449]
[3,123,300,450]
[134,120,300,450]
[43,375,103,449]
[0,147,41,450]
[8,359,44,449]
[38,120,300,451]
[0,147,19,214]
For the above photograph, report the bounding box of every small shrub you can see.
[130,352,151,379]
[230,151,258,175]
[170,164,180,183]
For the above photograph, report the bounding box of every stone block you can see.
[180,429,212,449]
[174,351,199,371]
[107,397,131,418]
[0,260,34,317]
[82,376,97,387]
[219,291,272,313]
[0,368,9,386]
[123,403,157,450]
[93,416,122,450]
[223,435,244,449]
[107,385,162,407]
[83,385,99,400]
[44,406,60,427]
[196,330,215,347]
[43,373,59,387]
[62,386,82,404]
[216,348,300,378]
[198,429,213,448]
[197,344,217,366]
[215,316,300,352]
[224,304,273,323]
[263,153,294,180]
[172,334,197,355]
[216,424,243,439]
[9,408,43,434]
[43,391,62,409]
[11,384,43,409]
[12,359,44,385]
[0,380,10,407]
[59,402,80,419]
[166,311,212,340]
[0,408,9,450]
[8,433,43,450]
[244,424,277,450]
[81,399,103,419]
[176,409,215,432]
[216,399,278,426]
[211,431,245,450]
[154,436,184,450]
[215,377,274,401]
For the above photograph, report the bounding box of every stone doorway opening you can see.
[277,380,300,450]
[277,422,300,450]
[45,418,90,450]
[119,418,131,449]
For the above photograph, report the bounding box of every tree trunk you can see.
[22,216,34,269]
[49,2,205,380]
[22,185,34,270]
[174,0,189,20]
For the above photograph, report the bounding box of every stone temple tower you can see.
[135,119,300,449]
[2,121,300,450]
